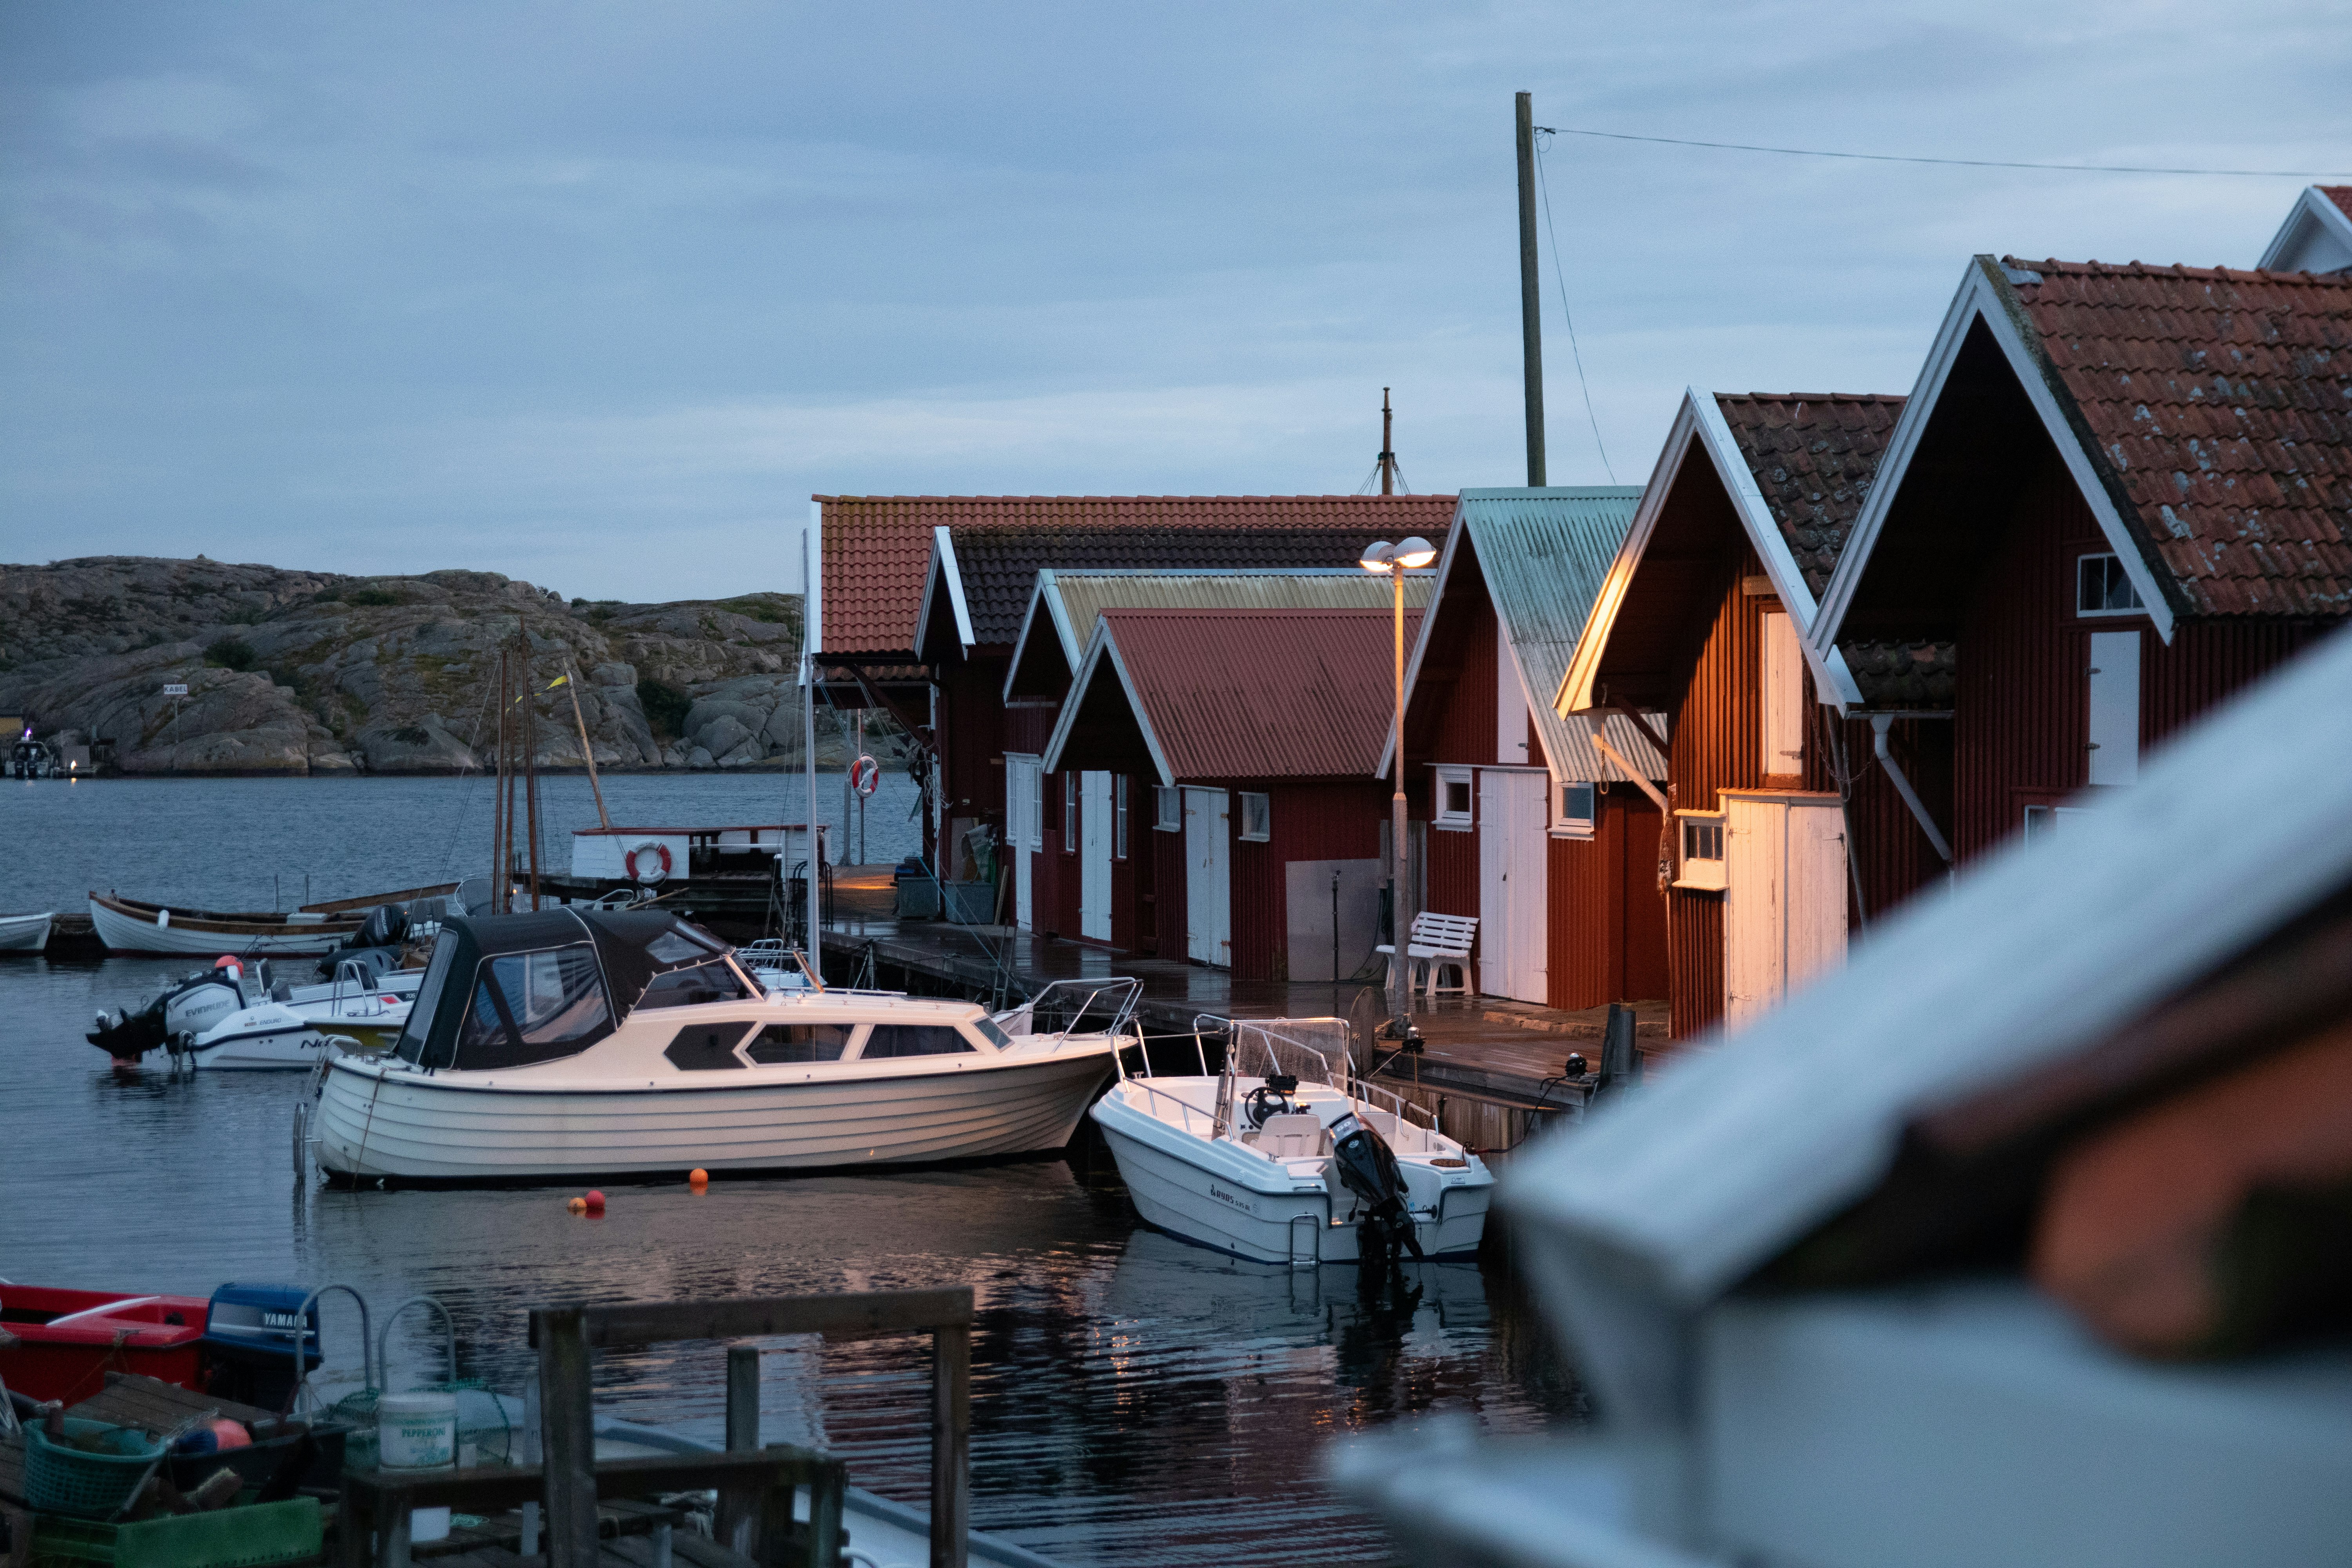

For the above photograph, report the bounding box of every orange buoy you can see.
[567,1197,587,1214]
[689,1168,709,1189]
[584,1189,606,1213]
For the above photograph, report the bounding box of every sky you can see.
[2,2,2346,603]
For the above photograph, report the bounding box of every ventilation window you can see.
[742,1023,851,1064]
[1238,792,1271,843]
[2078,554,2146,616]
[664,1022,753,1071]
[1675,811,1728,891]
[1154,786,1181,832]
[1556,782,1596,839]
[1434,766,1473,830]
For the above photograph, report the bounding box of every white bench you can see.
[1374,911,1480,997]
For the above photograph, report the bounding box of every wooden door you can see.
[1081,771,1113,940]
[1007,756,1039,931]
[1477,770,1549,1003]
[1183,788,1230,966]
[1725,794,1849,1027]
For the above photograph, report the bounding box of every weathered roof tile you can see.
[1713,394,1907,598]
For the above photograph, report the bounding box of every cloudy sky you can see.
[3,2,2345,602]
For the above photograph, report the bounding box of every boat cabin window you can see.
[858,1024,976,1059]
[450,944,613,1069]
[393,941,458,1065]
[971,1015,1014,1049]
[743,1023,854,1064]
[645,927,724,964]
[664,1022,755,1071]
[638,958,755,1011]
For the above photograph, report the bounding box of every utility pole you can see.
[1377,388,1397,495]
[1515,91,1547,486]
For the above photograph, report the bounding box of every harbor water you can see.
[0,774,1586,1566]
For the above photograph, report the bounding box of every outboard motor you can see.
[201,1283,321,1412]
[87,965,247,1061]
[1327,1110,1425,1266]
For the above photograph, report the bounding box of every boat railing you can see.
[1116,1075,1220,1137]
[1028,976,1144,1054]
[1192,1013,1439,1138]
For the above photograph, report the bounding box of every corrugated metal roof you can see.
[817,494,1456,657]
[1054,608,1420,782]
[1410,487,1667,782]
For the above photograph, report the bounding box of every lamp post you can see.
[1361,535,1438,1034]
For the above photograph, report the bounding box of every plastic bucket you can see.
[376,1392,457,1470]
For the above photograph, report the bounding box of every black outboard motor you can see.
[312,903,412,978]
[1327,1110,1425,1265]
[88,965,247,1061]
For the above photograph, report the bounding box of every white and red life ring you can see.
[849,754,882,797]
[625,841,673,885]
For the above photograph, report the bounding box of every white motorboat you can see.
[89,955,417,1067]
[0,910,52,952]
[1090,1016,1496,1265]
[311,906,1132,1182]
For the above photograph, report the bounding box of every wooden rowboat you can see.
[87,884,456,956]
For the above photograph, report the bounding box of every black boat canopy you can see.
[394,908,753,1072]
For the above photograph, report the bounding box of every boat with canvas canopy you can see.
[310,906,1134,1182]
[1089,1015,1496,1265]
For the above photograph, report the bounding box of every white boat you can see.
[87,884,456,956]
[311,906,1132,1182]
[1089,1016,1496,1265]
[0,910,52,952]
[90,955,418,1066]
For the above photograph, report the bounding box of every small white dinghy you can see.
[91,955,414,1069]
[1090,1016,1496,1265]
[0,910,53,952]
[312,907,1133,1182]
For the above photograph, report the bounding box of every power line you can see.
[1534,125,2352,180]
[1530,134,1615,483]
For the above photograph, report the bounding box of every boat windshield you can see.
[441,944,615,1071]
[393,941,457,1065]
[637,957,755,1011]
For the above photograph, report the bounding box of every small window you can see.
[1154,785,1181,832]
[1063,772,1078,854]
[1675,811,1727,891]
[645,927,724,964]
[1556,782,1596,839]
[1238,792,1270,843]
[2022,804,2097,845]
[1115,775,1129,860]
[743,1022,852,1064]
[638,958,754,1011]
[971,1014,1014,1049]
[2078,554,2146,616]
[1434,766,1473,830]
[859,1024,976,1058]
[664,1022,753,1071]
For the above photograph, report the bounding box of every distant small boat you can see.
[0,910,52,952]
[88,884,456,956]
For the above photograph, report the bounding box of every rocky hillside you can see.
[0,557,893,775]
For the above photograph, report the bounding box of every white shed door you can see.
[1760,610,1806,777]
[1184,788,1230,966]
[1725,796,1848,1027]
[1081,771,1113,941]
[2087,630,2141,787]
[1477,770,1550,1003]
[1007,756,1040,930]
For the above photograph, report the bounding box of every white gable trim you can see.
[998,571,1070,706]
[1808,258,2176,661]
[1042,621,1176,787]
[1375,497,1471,779]
[2258,185,2352,273]
[911,529,977,662]
[1554,396,1703,719]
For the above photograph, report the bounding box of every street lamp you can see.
[1362,536,1436,1035]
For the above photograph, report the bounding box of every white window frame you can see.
[1062,771,1078,855]
[1433,765,1474,832]
[1238,791,1271,843]
[2023,803,2098,845]
[2076,552,2148,618]
[1553,780,1597,840]
[1674,808,1728,891]
[1153,784,1181,832]
[1114,775,1129,860]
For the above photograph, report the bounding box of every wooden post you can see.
[717,1344,760,1552]
[1515,89,1547,487]
[930,1323,971,1568]
[532,1307,599,1567]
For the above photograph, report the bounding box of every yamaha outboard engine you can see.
[1327,1110,1425,1266]
[87,965,247,1061]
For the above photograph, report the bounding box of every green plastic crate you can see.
[27,1496,322,1568]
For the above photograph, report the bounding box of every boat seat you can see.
[1258,1113,1326,1161]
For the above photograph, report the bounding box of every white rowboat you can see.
[0,911,52,952]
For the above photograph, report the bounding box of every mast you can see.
[1378,388,1397,495]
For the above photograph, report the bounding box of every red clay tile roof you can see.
[1713,394,1906,599]
[2325,187,2352,223]
[1100,607,1421,780]
[1998,258,2352,619]
[944,526,1408,648]
[819,495,1457,657]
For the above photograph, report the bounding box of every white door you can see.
[1007,756,1040,930]
[1724,795,1849,1027]
[1760,610,1806,776]
[1081,771,1113,941]
[1477,770,1550,1003]
[2087,630,2140,786]
[1183,788,1230,966]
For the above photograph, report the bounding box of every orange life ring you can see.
[624,841,673,884]
[849,754,882,797]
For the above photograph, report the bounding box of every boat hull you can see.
[0,1287,211,1404]
[1091,1090,1492,1265]
[314,1049,1116,1181]
[0,911,52,952]
[88,894,358,956]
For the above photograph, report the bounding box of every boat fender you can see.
[624,841,673,884]
[1327,1111,1425,1263]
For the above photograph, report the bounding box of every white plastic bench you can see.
[1374,911,1480,997]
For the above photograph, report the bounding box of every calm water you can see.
[0,777,1584,1566]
